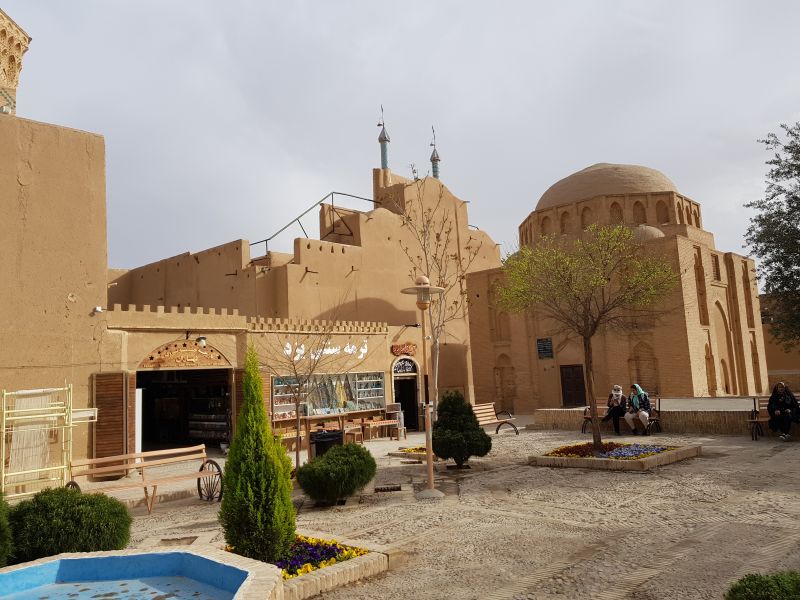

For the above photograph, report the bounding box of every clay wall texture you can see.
[0,116,107,457]
[467,164,770,414]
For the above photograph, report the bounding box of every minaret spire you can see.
[377,105,390,169]
[429,126,440,179]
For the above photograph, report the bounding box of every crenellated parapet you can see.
[104,304,388,335]
[246,316,389,334]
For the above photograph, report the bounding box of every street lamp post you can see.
[401,275,445,500]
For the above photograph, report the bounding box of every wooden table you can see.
[300,409,385,448]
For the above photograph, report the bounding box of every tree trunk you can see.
[583,336,603,454]
[295,395,301,470]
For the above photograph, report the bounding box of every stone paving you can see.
[127,429,800,600]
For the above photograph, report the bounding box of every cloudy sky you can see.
[6,1,800,269]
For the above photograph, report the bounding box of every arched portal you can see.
[392,356,421,431]
[493,354,517,413]
[137,338,233,452]
[628,341,660,395]
[713,302,737,395]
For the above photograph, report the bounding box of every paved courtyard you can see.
[129,429,800,600]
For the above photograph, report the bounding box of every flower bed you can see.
[398,446,427,454]
[545,442,676,460]
[274,535,368,580]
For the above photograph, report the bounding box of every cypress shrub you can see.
[0,492,12,567]
[296,443,376,505]
[9,487,130,563]
[432,391,491,468]
[219,346,295,562]
[725,572,800,600]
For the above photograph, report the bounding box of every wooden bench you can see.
[582,398,661,434]
[362,416,400,440]
[748,397,769,440]
[67,444,222,514]
[473,403,518,434]
[746,396,796,441]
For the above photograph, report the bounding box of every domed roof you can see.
[536,163,678,211]
[632,224,666,243]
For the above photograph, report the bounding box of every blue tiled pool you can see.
[0,552,248,600]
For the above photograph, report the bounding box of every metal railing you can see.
[249,191,374,256]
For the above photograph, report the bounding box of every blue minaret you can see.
[430,126,440,179]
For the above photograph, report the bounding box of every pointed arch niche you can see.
[628,341,660,395]
[712,302,737,395]
[493,353,517,414]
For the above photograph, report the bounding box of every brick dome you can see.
[536,163,678,211]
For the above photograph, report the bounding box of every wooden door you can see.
[92,372,127,459]
[559,365,586,407]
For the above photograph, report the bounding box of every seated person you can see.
[768,381,799,441]
[601,384,627,435]
[624,383,651,435]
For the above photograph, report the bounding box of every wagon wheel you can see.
[65,481,81,492]
[198,459,223,502]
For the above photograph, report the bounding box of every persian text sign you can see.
[390,342,417,357]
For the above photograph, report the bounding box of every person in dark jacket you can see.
[625,383,651,435]
[767,381,799,441]
[601,384,627,435]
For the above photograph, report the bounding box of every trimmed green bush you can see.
[432,391,492,467]
[9,487,131,563]
[219,347,295,563]
[296,443,377,505]
[725,572,800,600]
[0,492,12,567]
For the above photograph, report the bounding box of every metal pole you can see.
[418,308,443,499]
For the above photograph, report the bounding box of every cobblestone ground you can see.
[129,430,800,600]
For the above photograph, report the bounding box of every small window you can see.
[712,255,721,281]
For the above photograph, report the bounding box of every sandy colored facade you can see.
[763,326,800,391]
[0,9,29,115]
[467,164,770,412]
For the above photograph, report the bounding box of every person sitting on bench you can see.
[768,381,799,441]
[625,383,651,435]
[601,384,627,435]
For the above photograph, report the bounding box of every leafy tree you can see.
[432,390,491,467]
[745,122,800,347]
[219,346,295,563]
[496,225,678,453]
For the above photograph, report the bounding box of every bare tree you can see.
[397,177,482,412]
[253,320,373,469]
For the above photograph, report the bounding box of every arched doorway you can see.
[493,354,517,413]
[392,357,420,431]
[137,338,233,451]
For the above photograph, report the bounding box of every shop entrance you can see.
[137,368,231,451]
[393,357,420,431]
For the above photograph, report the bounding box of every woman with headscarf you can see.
[625,383,651,435]
[601,384,627,435]
[767,381,799,441]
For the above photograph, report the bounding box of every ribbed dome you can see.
[632,224,666,243]
[536,163,678,211]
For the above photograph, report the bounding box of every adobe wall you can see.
[763,326,800,391]
[0,116,107,458]
[111,173,501,402]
